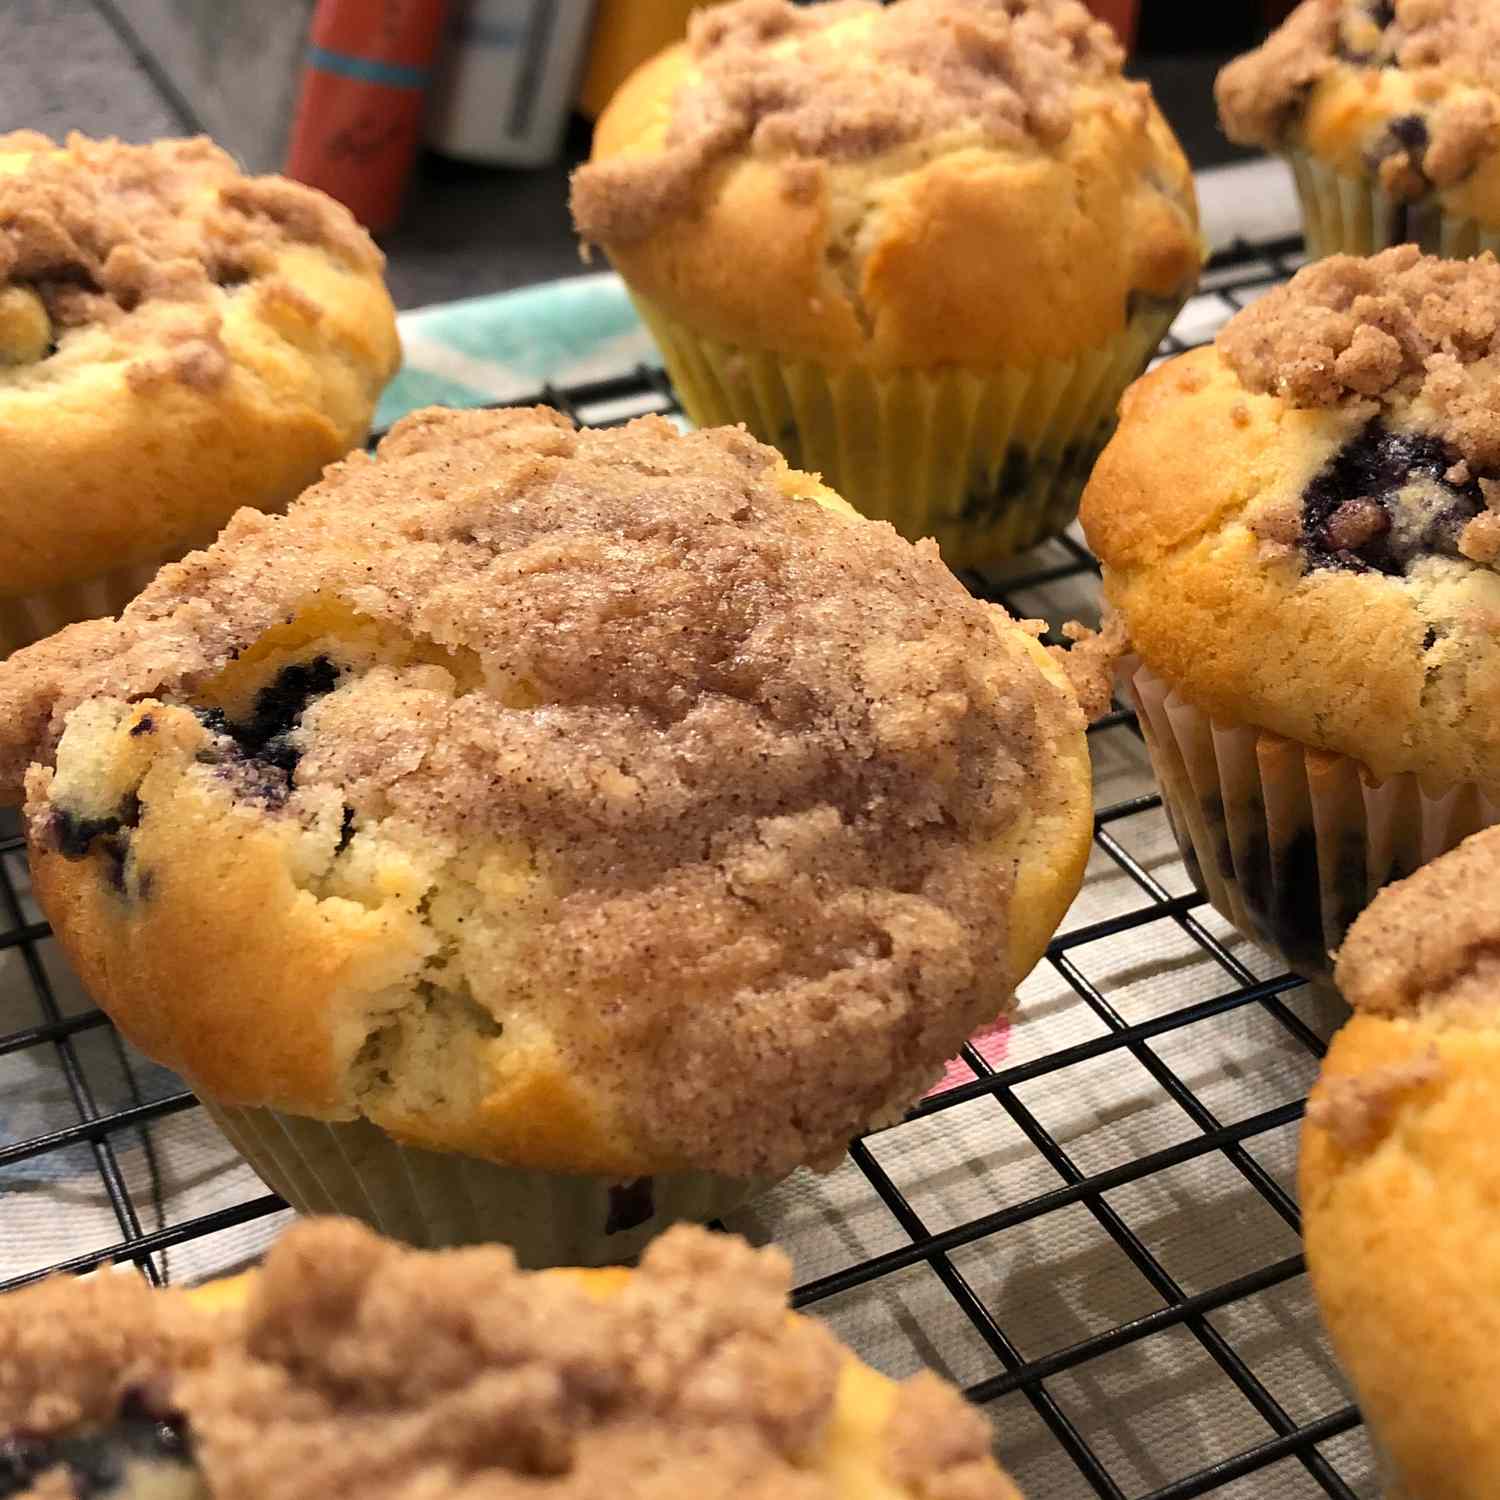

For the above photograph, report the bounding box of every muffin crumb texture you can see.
[0,133,380,382]
[573,0,1127,245]
[0,407,1080,1177]
[0,1221,1013,1499]
[1217,0,1500,187]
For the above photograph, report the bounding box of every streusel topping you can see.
[1218,247,1500,465]
[572,0,1130,246]
[0,132,382,383]
[0,1220,1013,1499]
[1217,0,1500,189]
[2,406,1078,1175]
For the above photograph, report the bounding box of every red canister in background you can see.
[284,0,451,233]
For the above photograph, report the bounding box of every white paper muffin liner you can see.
[0,531,222,658]
[1126,657,1500,980]
[200,1099,773,1269]
[1287,147,1500,261]
[631,293,1183,569]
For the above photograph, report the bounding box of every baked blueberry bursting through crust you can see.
[194,656,342,784]
[0,1392,196,1499]
[43,655,349,896]
[1300,420,1487,575]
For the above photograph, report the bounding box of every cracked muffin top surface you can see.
[570,0,1199,367]
[0,1218,1022,1500]
[1298,825,1500,1498]
[0,131,398,601]
[0,406,1091,1177]
[1081,246,1500,794]
[1216,0,1500,225]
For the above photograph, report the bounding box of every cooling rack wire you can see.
[0,232,1376,1499]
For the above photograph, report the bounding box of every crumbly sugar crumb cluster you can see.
[1217,0,1500,189]
[1219,246,1500,459]
[1,406,1076,1175]
[0,131,380,383]
[1217,248,1500,571]
[572,0,1129,245]
[0,1221,1008,1500]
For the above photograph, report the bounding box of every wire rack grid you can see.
[0,232,1374,1499]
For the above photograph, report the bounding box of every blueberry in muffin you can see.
[1218,0,1500,260]
[0,131,399,656]
[0,1219,1024,1499]
[0,405,1093,1263]
[1081,245,1500,977]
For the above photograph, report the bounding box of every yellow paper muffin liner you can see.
[1286,147,1500,261]
[632,294,1184,570]
[1126,657,1500,982]
[199,1099,773,1269]
[0,530,223,659]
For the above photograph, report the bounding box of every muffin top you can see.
[0,131,381,387]
[2,406,1090,1177]
[0,1219,1020,1500]
[0,132,398,600]
[1082,245,1500,793]
[572,0,1199,366]
[1299,826,1500,1496]
[1217,0,1500,220]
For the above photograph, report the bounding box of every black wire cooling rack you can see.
[0,232,1373,1499]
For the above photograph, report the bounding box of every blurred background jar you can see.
[426,0,597,167]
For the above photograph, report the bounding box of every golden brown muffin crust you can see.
[0,132,399,610]
[0,1222,1017,1500]
[575,0,1197,373]
[3,407,1088,1177]
[572,0,1124,246]
[1080,250,1500,795]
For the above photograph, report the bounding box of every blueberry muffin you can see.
[0,1219,1024,1499]
[0,405,1093,1264]
[571,0,1200,567]
[1080,246,1500,978]
[1218,0,1500,260]
[0,131,400,655]
[1303,825,1500,1499]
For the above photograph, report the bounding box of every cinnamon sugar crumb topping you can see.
[0,407,1079,1176]
[1217,246,1500,470]
[0,1221,1016,1500]
[1215,0,1340,147]
[1218,0,1500,188]
[0,132,381,374]
[1056,614,1128,723]
[1336,824,1500,1017]
[572,0,1126,246]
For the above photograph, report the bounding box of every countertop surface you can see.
[3,0,1266,311]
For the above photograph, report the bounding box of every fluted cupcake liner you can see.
[1287,148,1500,262]
[1126,657,1500,982]
[199,1099,774,1269]
[632,294,1183,570]
[0,531,223,658]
